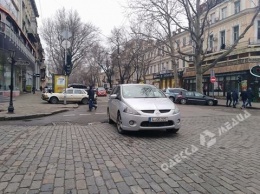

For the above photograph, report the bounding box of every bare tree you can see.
[88,44,115,88]
[40,8,100,75]
[108,27,136,84]
[174,0,260,93]
[127,0,183,87]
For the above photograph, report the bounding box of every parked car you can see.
[96,87,107,97]
[68,83,88,89]
[175,91,218,106]
[163,88,187,102]
[107,84,181,134]
[42,88,91,104]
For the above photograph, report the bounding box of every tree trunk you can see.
[196,65,203,93]
[174,64,179,88]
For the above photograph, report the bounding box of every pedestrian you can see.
[226,90,232,107]
[246,88,254,107]
[240,90,248,109]
[232,89,238,108]
[32,86,35,94]
[87,85,97,111]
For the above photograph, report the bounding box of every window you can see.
[210,13,215,23]
[74,89,83,94]
[209,34,214,49]
[221,7,227,19]
[233,25,239,42]
[182,59,185,68]
[258,21,260,40]
[67,89,73,94]
[220,30,225,48]
[183,37,186,46]
[234,1,240,14]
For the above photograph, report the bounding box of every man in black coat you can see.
[226,90,232,107]
[240,90,248,109]
[232,89,238,108]
[246,88,254,107]
[87,86,97,111]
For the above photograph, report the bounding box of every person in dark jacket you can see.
[232,89,238,108]
[226,90,232,107]
[87,85,97,111]
[240,90,248,109]
[246,88,254,107]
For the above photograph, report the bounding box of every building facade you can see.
[0,0,44,97]
[144,0,260,100]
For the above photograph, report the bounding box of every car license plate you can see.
[149,117,168,122]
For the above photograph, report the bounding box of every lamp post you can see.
[8,50,16,113]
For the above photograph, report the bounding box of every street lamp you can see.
[8,50,16,113]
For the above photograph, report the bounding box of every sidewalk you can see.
[0,91,78,121]
[216,98,260,109]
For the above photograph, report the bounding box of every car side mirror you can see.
[203,95,206,98]
[110,94,117,99]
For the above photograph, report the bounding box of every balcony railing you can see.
[0,21,35,62]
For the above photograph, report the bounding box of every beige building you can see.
[0,0,44,96]
[144,0,260,99]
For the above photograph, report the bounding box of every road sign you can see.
[34,73,40,77]
[61,40,71,49]
[210,76,216,83]
[61,30,72,39]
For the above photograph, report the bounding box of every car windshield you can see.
[122,85,166,98]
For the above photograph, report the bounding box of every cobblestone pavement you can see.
[0,112,259,194]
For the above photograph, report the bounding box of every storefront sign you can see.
[250,65,260,77]
[153,72,174,79]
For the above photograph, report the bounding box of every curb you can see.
[0,109,70,121]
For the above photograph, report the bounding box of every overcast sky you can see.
[35,0,128,39]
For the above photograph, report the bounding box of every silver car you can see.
[107,84,181,134]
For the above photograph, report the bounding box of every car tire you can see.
[207,100,214,106]
[81,98,88,105]
[107,109,114,124]
[50,97,58,104]
[166,128,179,133]
[180,99,187,105]
[116,112,125,134]
[169,97,175,102]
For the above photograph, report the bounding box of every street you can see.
[0,97,260,194]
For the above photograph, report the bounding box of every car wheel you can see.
[81,98,88,105]
[207,100,214,106]
[116,112,125,134]
[166,128,179,133]
[180,99,187,105]
[169,97,175,102]
[50,97,58,104]
[107,109,114,124]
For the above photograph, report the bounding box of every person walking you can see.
[87,85,97,111]
[232,89,238,108]
[246,88,254,107]
[226,90,232,107]
[240,90,248,109]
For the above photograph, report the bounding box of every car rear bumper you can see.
[120,112,181,131]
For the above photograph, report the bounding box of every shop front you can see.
[183,70,260,101]
[153,71,175,89]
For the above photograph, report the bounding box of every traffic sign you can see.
[210,76,216,83]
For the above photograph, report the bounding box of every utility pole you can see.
[61,28,72,105]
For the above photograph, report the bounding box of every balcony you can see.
[0,21,35,63]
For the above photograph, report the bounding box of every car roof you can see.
[119,84,156,87]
